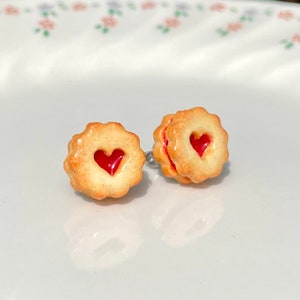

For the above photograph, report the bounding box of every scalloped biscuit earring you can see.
[152,106,229,184]
[64,122,146,200]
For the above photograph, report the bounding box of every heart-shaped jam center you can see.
[94,149,125,175]
[190,134,211,157]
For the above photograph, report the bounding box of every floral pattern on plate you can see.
[1,0,300,50]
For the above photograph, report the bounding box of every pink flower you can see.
[142,1,156,10]
[101,16,117,28]
[278,10,294,21]
[227,22,243,32]
[165,18,180,28]
[210,3,226,12]
[292,34,300,43]
[39,19,55,30]
[73,2,87,11]
[4,6,19,15]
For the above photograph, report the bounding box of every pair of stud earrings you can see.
[64,106,229,201]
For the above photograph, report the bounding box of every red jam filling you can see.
[94,149,125,175]
[162,127,177,171]
[190,134,211,157]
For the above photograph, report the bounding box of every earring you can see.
[152,106,229,184]
[64,122,145,201]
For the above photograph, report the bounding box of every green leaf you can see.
[175,10,181,17]
[102,27,109,34]
[216,28,228,36]
[163,27,170,33]
[285,42,294,49]
[241,15,253,22]
[95,24,102,29]
[128,3,136,10]
[35,28,41,33]
[58,2,68,10]
[108,8,115,15]
[43,30,50,37]
[42,11,49,17]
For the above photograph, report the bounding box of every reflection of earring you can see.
[65,202,142,270]
[64,122,145,200]
[152,107,229,184]
[149,176,223,247]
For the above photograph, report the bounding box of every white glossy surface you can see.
[1,1,300,299]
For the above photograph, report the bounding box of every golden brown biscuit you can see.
[64,122,146,200]
[153,107,229,184]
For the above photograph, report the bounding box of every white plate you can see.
[1,1,300,299]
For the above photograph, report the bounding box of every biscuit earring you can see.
[152,107,229,184]
[64,122,146,200]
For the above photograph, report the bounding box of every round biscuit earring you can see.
[64,122,145,201]
[152,106,229,184]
